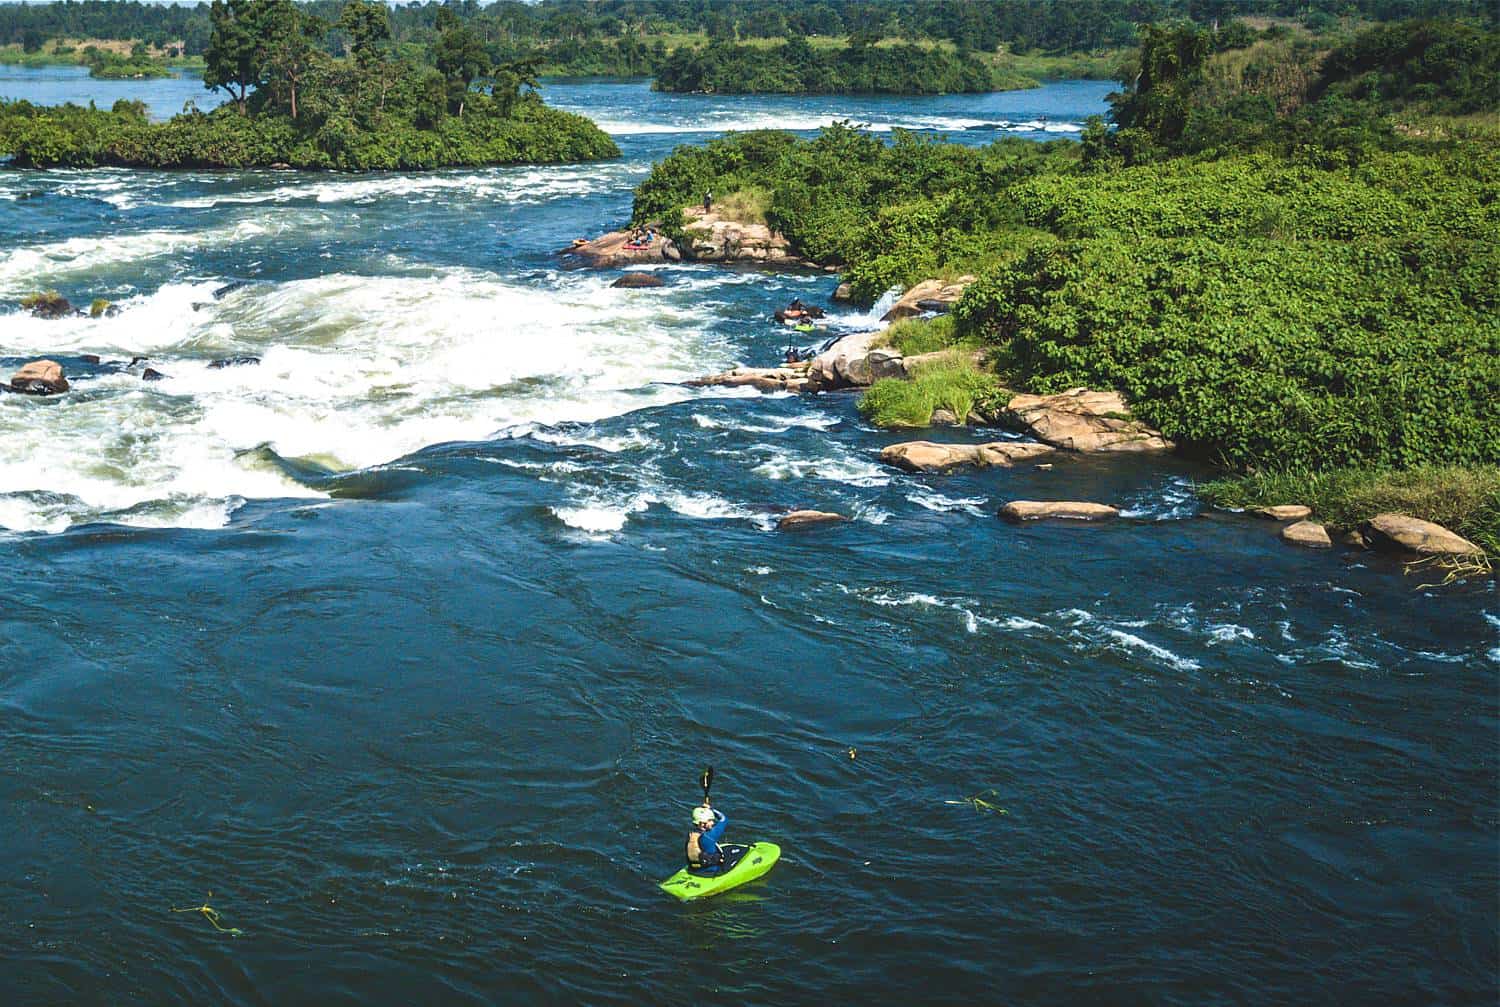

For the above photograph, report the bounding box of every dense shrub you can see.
[654,37,1002,95]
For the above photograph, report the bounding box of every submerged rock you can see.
[880,440,1054,473]
[777,509,847,531]
[21,291,74,319]
[141,367,167,382]
[208,355,261,369]
[611,272,666,289]
[1004,388,1172,453]
[999,500,1119,522]
[9,359,69,395]
[1281,520,1332,549]
[89,298,120,318]
[1360,513,1481,556]
[1256,504,1312,521]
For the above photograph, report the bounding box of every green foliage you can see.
[881,315,960,357]
[859,353,1002,429]
[653,38,1001,95]
[953,147,1500,471]
[1199,465,1500,555]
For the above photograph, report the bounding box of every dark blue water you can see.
[2,71,1496,1005]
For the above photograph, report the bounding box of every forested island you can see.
[0,0,617,170]
[652,36,1003,95]
[631,16,1499,559]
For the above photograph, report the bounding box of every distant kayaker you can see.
[686,800,728,873]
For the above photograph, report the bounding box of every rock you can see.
[832,282,854,302]
[213,280,251,300]
[81,354,101,365]
[1255,504,1312,521]
[880,440,1054,473]
[567,228,676,268]
[1280,520,1332,549]
[777,509,847,531]
[208,355,261,369]
[678,206,797,265]
[9,359,69,395]
[1004,388,1172,453]
[930,408,960,426]
[611,272,666,289]
[269,162,292,170]
[662,242,682,262]
[881,276,976,322]
[89,298,119,318]
[999,500,1119,522]
[805,330,887,390]
[1360,513,1481,556]
[141,368,167,382]
[21,291,73,319]
[1341,528,1370,549]
[687,364,810,394]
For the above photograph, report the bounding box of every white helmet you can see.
[691,806,715,827]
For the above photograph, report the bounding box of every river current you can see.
[2,68,1496,1005]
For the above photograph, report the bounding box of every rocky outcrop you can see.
[1360,513,1481,556]
[9,359,69,394]
[612,272,666,289]
[1281,520,1332,548]
[141,367,167,382]
[880,440,1054,473]
[832,282,854,302]
[686,364,811,393]
[567,231,678,268]
[999,500,1119,522]
[882,277,976,322]
[1256,505,1312,521]
[21,292,74,319]
[1004,388,1172,453]
[89,298,120,318]
[777,509,846,531]
[679,206,798,265]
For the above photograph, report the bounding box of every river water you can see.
[2,68,1496,1005]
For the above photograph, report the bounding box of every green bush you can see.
[859,353,1003,428]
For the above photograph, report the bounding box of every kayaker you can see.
[686,800,728,873]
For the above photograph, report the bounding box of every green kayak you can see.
[659,842,781,901]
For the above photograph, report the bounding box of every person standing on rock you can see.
[703,190,713,213]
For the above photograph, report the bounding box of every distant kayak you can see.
[659,842,781,900]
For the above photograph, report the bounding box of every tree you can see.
[434,8,489,117]
[490,56,540,117]
[260,0,323,121]
[337,0,392,68]
[203,0,263,115]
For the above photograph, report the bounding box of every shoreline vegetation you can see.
[613,13,1499,565]
[0,1,618,170]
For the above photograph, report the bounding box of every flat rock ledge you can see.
[1360,513,1481,556]
[567,231,679,268]
[881,440,1054,473]
[999,500,1119,522]
[777,509,847,531]
[9,359,69,395]
[1005,388,1172,453]
[686,364,811,393]
[1256,504,1312,521]
[1281,520,1332,549]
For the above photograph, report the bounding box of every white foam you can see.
[552,504,633,533]
[1101,628,1202,672]
[906,485,988,515]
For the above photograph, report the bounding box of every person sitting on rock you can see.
[686,800,730,874]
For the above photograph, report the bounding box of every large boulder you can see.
[832,281,854,302]
[881,440,1054,473]
[999,500,1119,522]
[777,509,847,531]
[9,359,69,395]
[611,272,666,289]
[1004,388,1172,453]
[1360,513,1482,556]
[882,276,976,322]
[1281,520,1332,549]
[805,330,886,390]
[687,364,811,394]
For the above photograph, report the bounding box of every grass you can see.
[878,315,961,357]
[987,47,1131,82]
[858,350,1004,428]
[703,186,771,226]
[1199,464,1500,556]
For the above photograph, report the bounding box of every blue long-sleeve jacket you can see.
[698,809,727,858]
[687,809,728,867]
